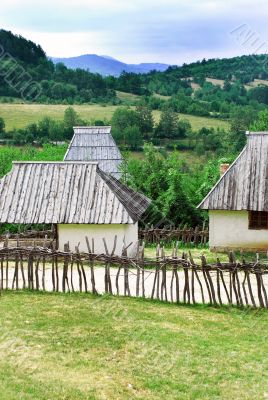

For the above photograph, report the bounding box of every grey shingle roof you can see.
[198,132,268,211]
[64,126,123,179]
[0,162,150,224]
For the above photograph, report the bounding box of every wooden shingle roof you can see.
[64,126,123,179]
[198,132,268,211]
[0,162,150,224]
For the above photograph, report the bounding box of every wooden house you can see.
[0,161,150,255]
[198,132,268,251]
[64,126,123,179]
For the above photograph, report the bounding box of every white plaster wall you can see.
[58,223,138,257]
[209,210,268,250]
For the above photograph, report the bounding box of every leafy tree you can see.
[250,109,268,131]
[111,107,138,132]
[124,125,143,150]
[249,86,268,105]
[177,119,191,138]
[135,103,154,138]
[64,107,79,138]
[126,144,201,226]
[0,117,5,134]
[155,107,179,138]
[229,106,256,151]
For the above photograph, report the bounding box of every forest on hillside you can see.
[1,28,268,120]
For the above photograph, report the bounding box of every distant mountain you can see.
[50,54,170,76]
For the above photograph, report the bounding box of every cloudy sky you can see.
[1,0,268,64]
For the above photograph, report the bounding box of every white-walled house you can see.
[198,132,268,251]
[0,161,150,256]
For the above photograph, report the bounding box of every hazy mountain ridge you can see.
[51,54,170,76]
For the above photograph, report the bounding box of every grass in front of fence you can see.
[0,291,267,400]
[144,243,267,264]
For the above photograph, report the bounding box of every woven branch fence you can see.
[139,226,209,245]
[0,225,209,247]
[0,229,54,240]
[0,236,268,309]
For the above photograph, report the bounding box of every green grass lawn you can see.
[0,291,267,399]
[0,103,229,131]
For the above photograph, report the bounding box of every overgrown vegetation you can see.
[124,144,231,226]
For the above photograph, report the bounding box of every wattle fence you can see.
[0,225,209,247]
[139,226,209,245]
[0,238,268,308]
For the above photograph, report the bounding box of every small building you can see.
[64,126,123,179]
[0,161,150,256]
[198,132,268,251]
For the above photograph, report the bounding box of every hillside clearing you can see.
[116,91,141,102]
[0,103,229,131]
[0,291,267,400]
[248,79,268,87]
[153,92,171,100]
[205,77,225,87]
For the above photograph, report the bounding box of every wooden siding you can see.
[198,132,268,211]
[64,126,123,178]
[0,162,150,224]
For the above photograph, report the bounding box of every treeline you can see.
[1,103,267,156]
[0,105,218,151]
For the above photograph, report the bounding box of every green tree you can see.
[229,106,256,151]
[135,103,154,139]
[64,107,79,139]
[124,125,143,150]
[0,117,5,134]
[250,109,268,131]
[155,107,179,138]
[111,107,139,145]
[126,144,201,226]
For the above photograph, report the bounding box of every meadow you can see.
[0,103,230,131]
[0,291,267,400]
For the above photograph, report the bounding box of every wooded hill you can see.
[0,29,116,103]
[1,29,268,122]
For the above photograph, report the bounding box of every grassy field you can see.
[0,291,267,400]
[0,103,230,131]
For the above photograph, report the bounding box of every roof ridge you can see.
[98,169,151,222]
